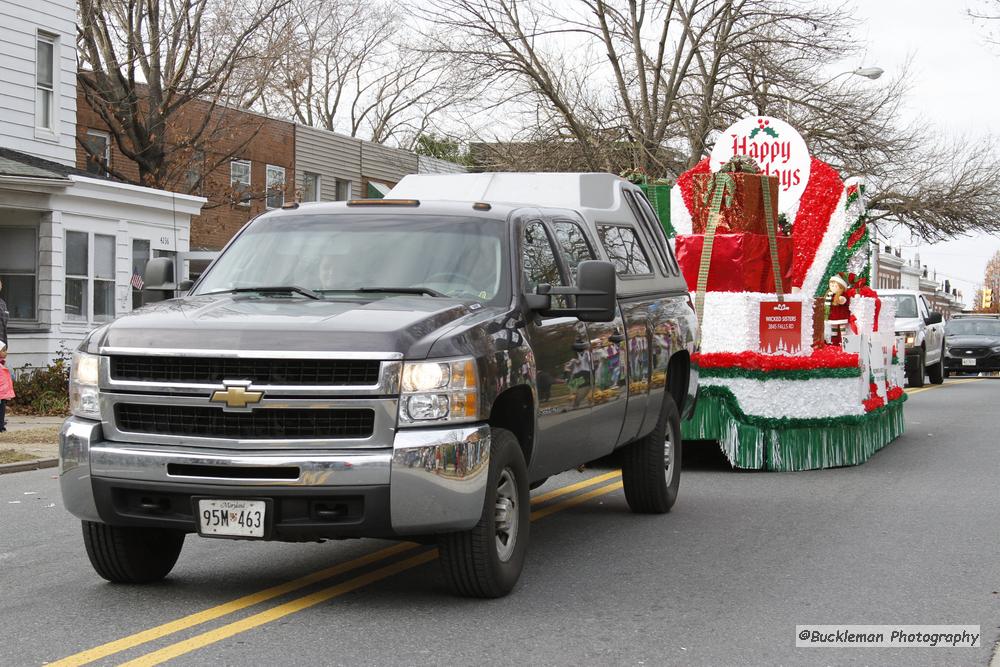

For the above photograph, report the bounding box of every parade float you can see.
[673,116,906,471]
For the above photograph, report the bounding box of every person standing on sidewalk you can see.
[0,278,11,431]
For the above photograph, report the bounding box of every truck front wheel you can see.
[927,344,945,385]
[82,521,185,584]
[621,394,682,514]
[437,428,530,598]
[906,350,926,388]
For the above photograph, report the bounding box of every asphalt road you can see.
[1,379,998,666]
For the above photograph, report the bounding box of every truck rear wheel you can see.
[622,394,681,514]
[82,521,185,584]
[437,428,529,598]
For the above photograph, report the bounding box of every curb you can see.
[0,458,58,474]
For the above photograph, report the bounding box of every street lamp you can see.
[786,66,884,118]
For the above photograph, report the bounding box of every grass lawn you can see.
[0,449,37,464]
[0,426,62,445]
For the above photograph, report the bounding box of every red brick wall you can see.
[76,86,295,250]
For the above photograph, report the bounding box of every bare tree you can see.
[77,0,289,191]
[418,0,1000,239]
[253,0,475,148]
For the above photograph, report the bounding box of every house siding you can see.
[0,0,77,165]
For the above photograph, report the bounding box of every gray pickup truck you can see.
[60,173,698,598]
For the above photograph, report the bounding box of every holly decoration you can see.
[749,118,779,139]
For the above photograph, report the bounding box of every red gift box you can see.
[690,172,780,234]
[675,233,793,293]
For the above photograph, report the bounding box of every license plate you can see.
[962,358,976,366]
[197,499,266,538]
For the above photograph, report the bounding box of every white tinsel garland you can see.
[699,376,866,418]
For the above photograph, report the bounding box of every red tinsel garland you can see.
[887,386,904,401]
[693,346,859,371]
[676,157,712,219]
[791,158,844,288]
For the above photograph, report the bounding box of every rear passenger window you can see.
[552,220,595,283]
[631,191,680,275]
[597,225,653,276]
[623,190,667,275]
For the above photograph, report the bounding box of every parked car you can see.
[59,173,698,598]
[879,289,945,387]
[943,314,1000,376]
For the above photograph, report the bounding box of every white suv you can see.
[879,289,946,387]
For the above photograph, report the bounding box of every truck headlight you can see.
[399,357,479,425]
[69,351,101,420]
[896,331,916,347]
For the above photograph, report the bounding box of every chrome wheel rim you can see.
[664,428,676,484]
[494,468,519,562]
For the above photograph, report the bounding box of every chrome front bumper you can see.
[59,417,490,535]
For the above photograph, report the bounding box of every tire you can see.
[82,521,185,584]
[927,344,945,385]
[438,428,530,598]
[621,393,682,514]
[906,350,925,388]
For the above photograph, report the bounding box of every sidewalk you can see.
[1,415,64,462]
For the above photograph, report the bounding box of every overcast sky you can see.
[853,0,999,304]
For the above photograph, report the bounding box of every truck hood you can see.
[944,334,1000,348]
[88,294,481,358]
[893,317,923,332]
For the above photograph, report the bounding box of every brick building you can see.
[75,87,295,251]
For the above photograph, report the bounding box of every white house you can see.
[0,0,205,370]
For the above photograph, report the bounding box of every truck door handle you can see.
[609,332,625,343]
[572,340,590,351]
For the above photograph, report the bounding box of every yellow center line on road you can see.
[905,377,983,395]
[118,479,627,667]
[50,470,623,667]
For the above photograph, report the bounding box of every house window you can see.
[335,179,351,201]
[231,159,251,205]
[266,165,285,208]
[302,172,320,202]
[94,234,116,321]
[83,130,110,175]
[65,231,89,321]
[0,227,38,321]
[65,232,118,322]
[131,239,150,310]
[35,33,56,132]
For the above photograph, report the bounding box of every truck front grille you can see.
[114,404,375,440]
[948,347,989,358]
[110,356,381,386]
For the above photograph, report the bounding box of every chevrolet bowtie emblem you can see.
[211,385,264,409]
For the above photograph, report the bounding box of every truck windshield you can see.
[884,294,917,318]
[194,214,508,304]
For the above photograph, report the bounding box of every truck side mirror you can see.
[526,260,617,323]
[142,257,177,305]
[573,260,616,322]
[925,312,943,325]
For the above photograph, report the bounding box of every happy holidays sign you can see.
[710,116,811,214]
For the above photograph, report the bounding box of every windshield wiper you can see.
[355,286,448,298]
[207,286,321,300]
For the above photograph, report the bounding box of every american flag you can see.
[130,273,144,290]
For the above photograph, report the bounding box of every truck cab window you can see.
[521,221,563,292]
[552,220,595,283]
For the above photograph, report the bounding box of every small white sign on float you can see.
[710,116,812,215]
